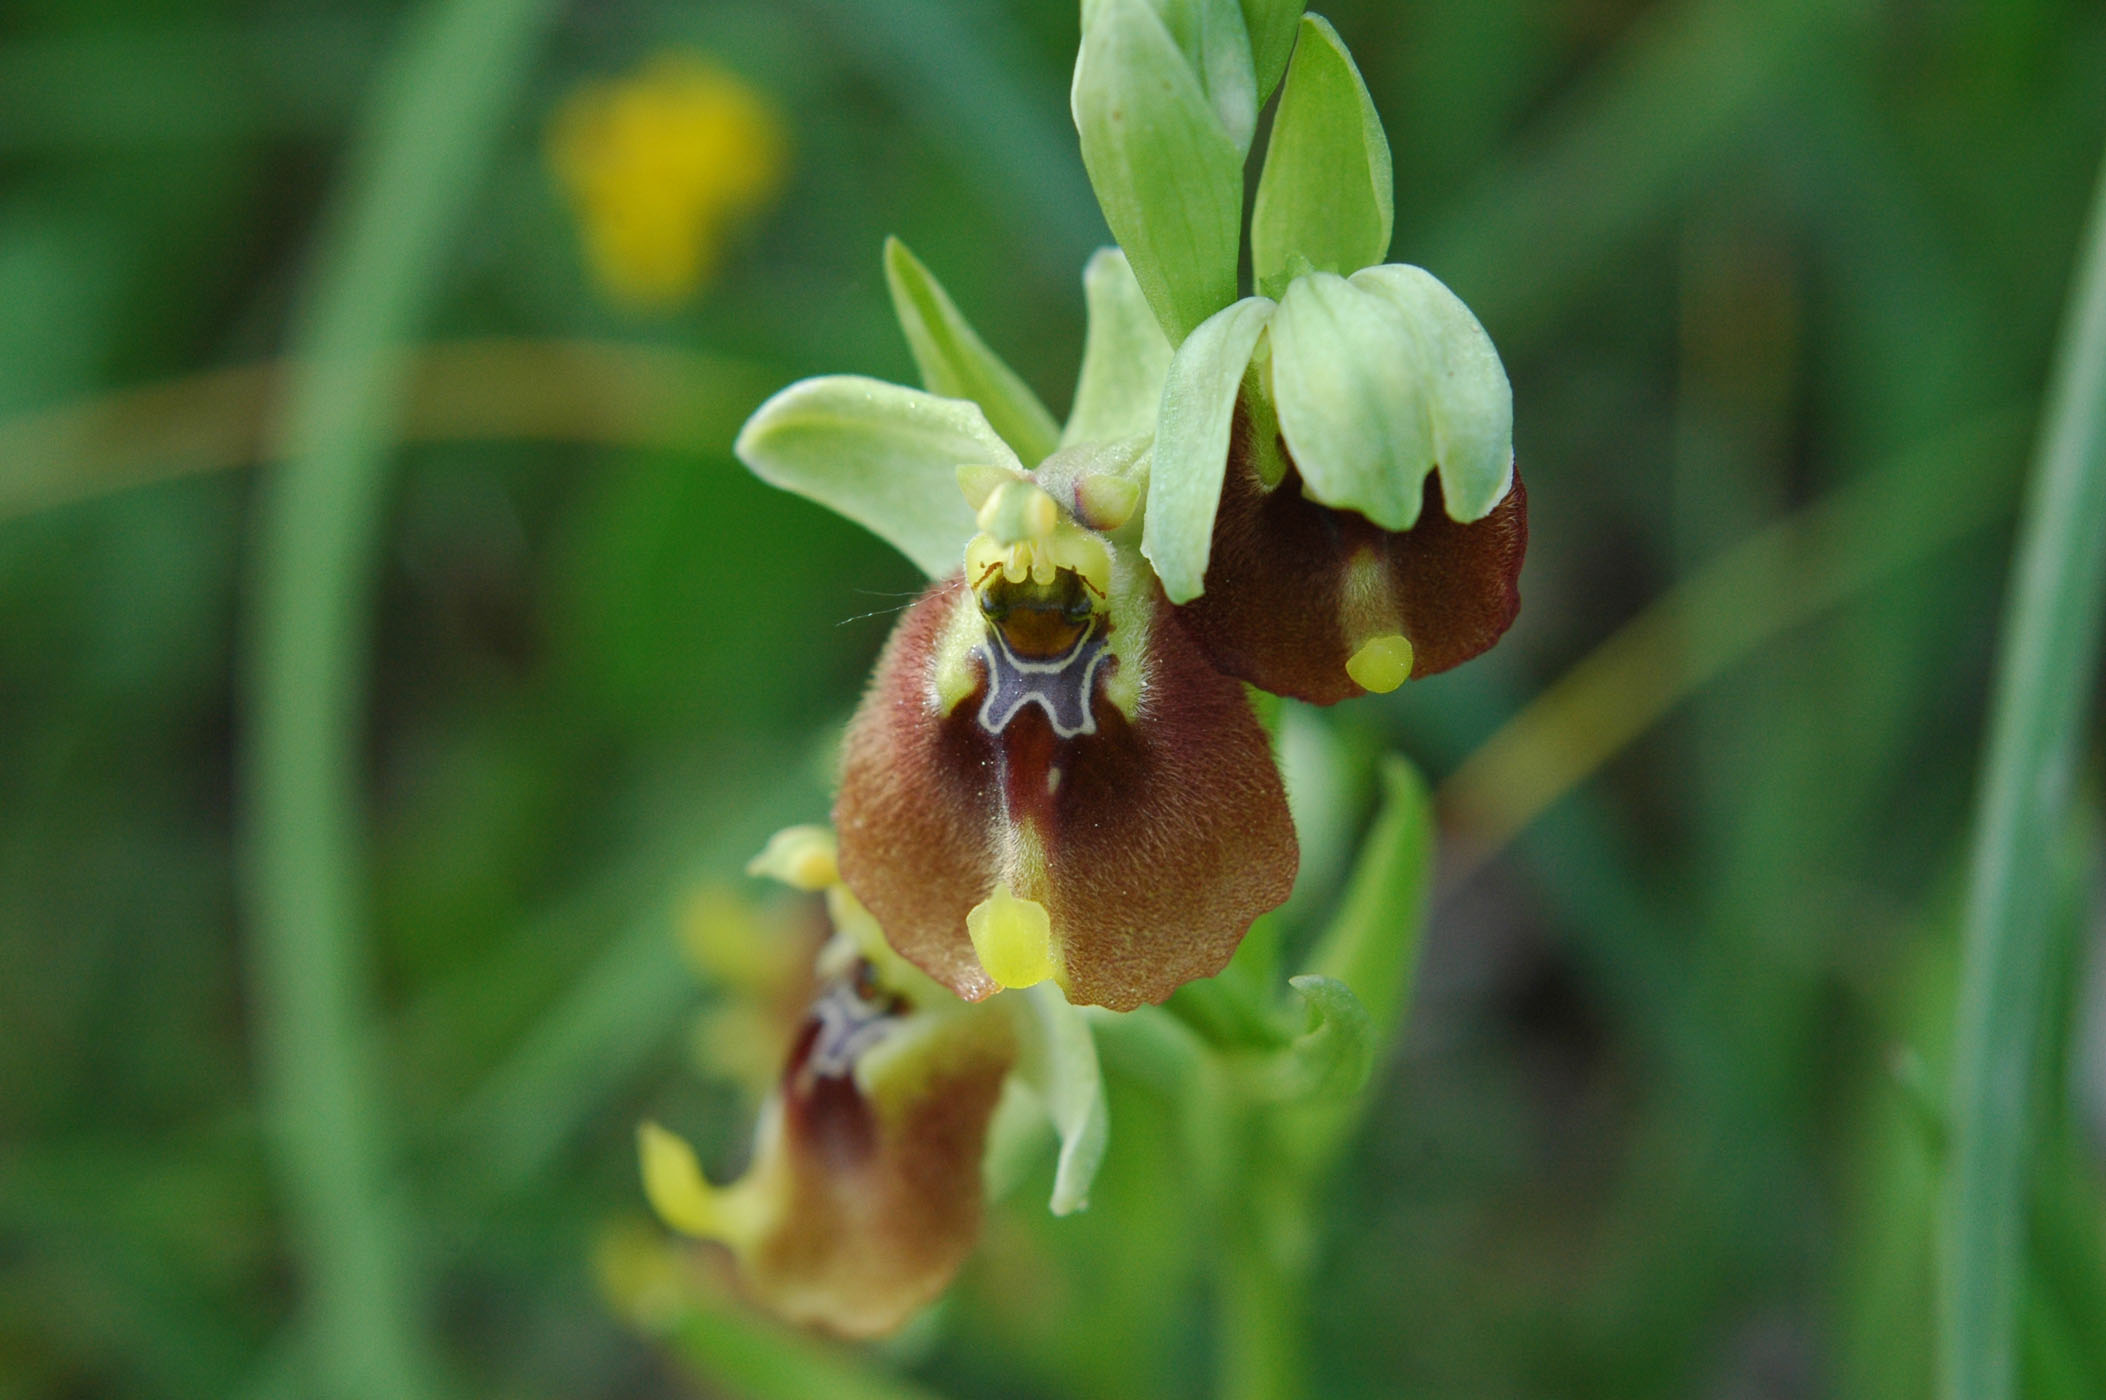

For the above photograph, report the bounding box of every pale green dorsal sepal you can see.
[884,236,1062,467]
[1268,271,1433,531]
[734,375,1017,578]
[1072,0,1244,344]
[1012,982,1110,1215]
[1251,14,1393,300]
[1349,264,1514,521]
[1064,247,1176,448]
[1142,296,1277,602]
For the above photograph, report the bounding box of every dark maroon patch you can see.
[1171,403,1527,704]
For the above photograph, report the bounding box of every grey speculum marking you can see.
[975,618,1109,739]
[803,972,901,1079]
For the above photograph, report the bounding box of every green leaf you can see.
[1259,975,1374,1100]
[1063,247,1176,447]
[1142,295,1275,601]
[1351,263,1514,521]
[1251,15,1392,298]
[734,375,1014,578]
[1240,0,1305,104]
[1941,151,2106,1400]
[883,236,1062,466]
[1306,755,1434,1064]
[1072,0,1244,343]
[1014,984,1110,1215]
[1268,270,1433,530]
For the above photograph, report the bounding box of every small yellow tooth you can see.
[745,824,838,890]
[637,1121,729,1238]
[1345,633,1415,693]
[966,884,1057,989]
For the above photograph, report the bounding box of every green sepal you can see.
[1072,0,1245,343]
[1012,983,1111,1215]
[1261,974,1375,1101]
[1269,270,1434,530]
[734,374,1015,578]
[884,236,1062,466]
[1251,14,1393,298]
[1351,263,1514,521]
[1240,0,1305,103]
[1063,247,1176,448]
[1142,295,1276,601]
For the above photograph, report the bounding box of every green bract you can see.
[1240,0,1306,104]
[1072,0,1245,342]
[1251,14,1393,299]
[1088,0,1261,149]
[1273,974,1375,1101]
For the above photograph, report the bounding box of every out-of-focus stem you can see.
[240,0,557,1395]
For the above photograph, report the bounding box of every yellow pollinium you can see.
[965,883,1058,990]
[746,823,839,891]
[1346,633,1415,693]
[960,475,1112,600]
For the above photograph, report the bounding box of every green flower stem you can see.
[241,0,556,1395]
[1939,146,2106,1400]
[1218,1181,1306,1400]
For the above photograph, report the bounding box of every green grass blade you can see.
[1939,146,2106,1400]
[240,0,558,1395]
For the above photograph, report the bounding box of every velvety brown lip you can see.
[1169,401,1527,705]
[834,574,1298,1010]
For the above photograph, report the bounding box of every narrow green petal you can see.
[1351,263,1514,520]
[1072,0,1244,342]
[734,375,1015,577]
[1063,247,1176,448]
[1016,984,1110,1216]
[1240,0,1305,103]
[1269,272,1432,530]
[1142,295,1276,601]
[1251,15,1393,298]
[884,236,1062,466]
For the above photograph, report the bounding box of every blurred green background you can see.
[3,0,2105,1397]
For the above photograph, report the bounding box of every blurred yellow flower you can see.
[548,53,787,309]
